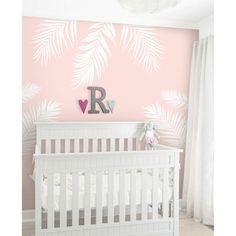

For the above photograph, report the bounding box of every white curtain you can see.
[182,36,214,225]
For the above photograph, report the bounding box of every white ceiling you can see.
[23,0,214,29]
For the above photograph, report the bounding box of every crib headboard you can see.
[35,121,145,154]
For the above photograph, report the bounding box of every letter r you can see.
[88,87,110,114]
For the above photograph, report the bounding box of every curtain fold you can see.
[182,35,214,225]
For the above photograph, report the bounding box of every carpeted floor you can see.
[180,214,214,236]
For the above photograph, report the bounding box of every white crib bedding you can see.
[41,171,172,211]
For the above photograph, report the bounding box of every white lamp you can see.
[118,0,181,14]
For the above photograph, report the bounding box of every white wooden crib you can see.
[34,121,181,236]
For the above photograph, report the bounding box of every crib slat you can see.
[152,168,159,219]
[47,173,54,228]
[60,173,67,227]
[110,138,115,152]
[136,138,141,150]
[83,139,89,152]
[119,139,124,151]
[65,139,70,153]
[163,168,169,218]
[108,170,114,224]
[130,169,136,222]
[96,171,103,224]
[74,139,80,153]
[72,172,79,226]
[38,141,42,154]
[84,172,91,225]
[101,139,106,152]
[55,139,60,153]
[35,169,42,233]
[93,139,98,152]
[141,169,147,221]
[119,169,126,223]
[127,138,133,151]
[174,152,179,234]
[45,140,51,153]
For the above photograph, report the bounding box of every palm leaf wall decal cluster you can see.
[22,83,61,154]
[121,25,163,72]
[22,100,61,154]
[145,103,187,148]
[73,23,115,87]
[144,90,187,149]
[161,90,188,109]
[22,83,40,103]
[32,20,163,87]
[33,20,78,65]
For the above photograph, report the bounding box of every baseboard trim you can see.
[22,209,35,223]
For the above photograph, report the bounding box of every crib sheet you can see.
[41,172,172,211]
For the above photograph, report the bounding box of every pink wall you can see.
[22,16,198,209]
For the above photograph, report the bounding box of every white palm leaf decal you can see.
[22,83,40,103]
[33,20,78,65]
[121,25,162,72]
[73,23,115,87]
[144,104,187,148]
[22,100,61,154]
[161,90,188,109]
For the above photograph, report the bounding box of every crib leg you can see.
[174,151,180,236]
[35,158,41,236]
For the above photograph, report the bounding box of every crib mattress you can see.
[41,172,172,211]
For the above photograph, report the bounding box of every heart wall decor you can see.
[78,99,88,113]
[107,100,116,113]
[78,87,115,114]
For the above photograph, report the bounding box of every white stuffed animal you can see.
[139,122,159,150]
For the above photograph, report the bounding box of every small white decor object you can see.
[118,0,181,14]
[34,121,181,236]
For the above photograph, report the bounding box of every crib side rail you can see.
[35,150,180,236]
[34,150,177,172]
[35,122,145,154]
